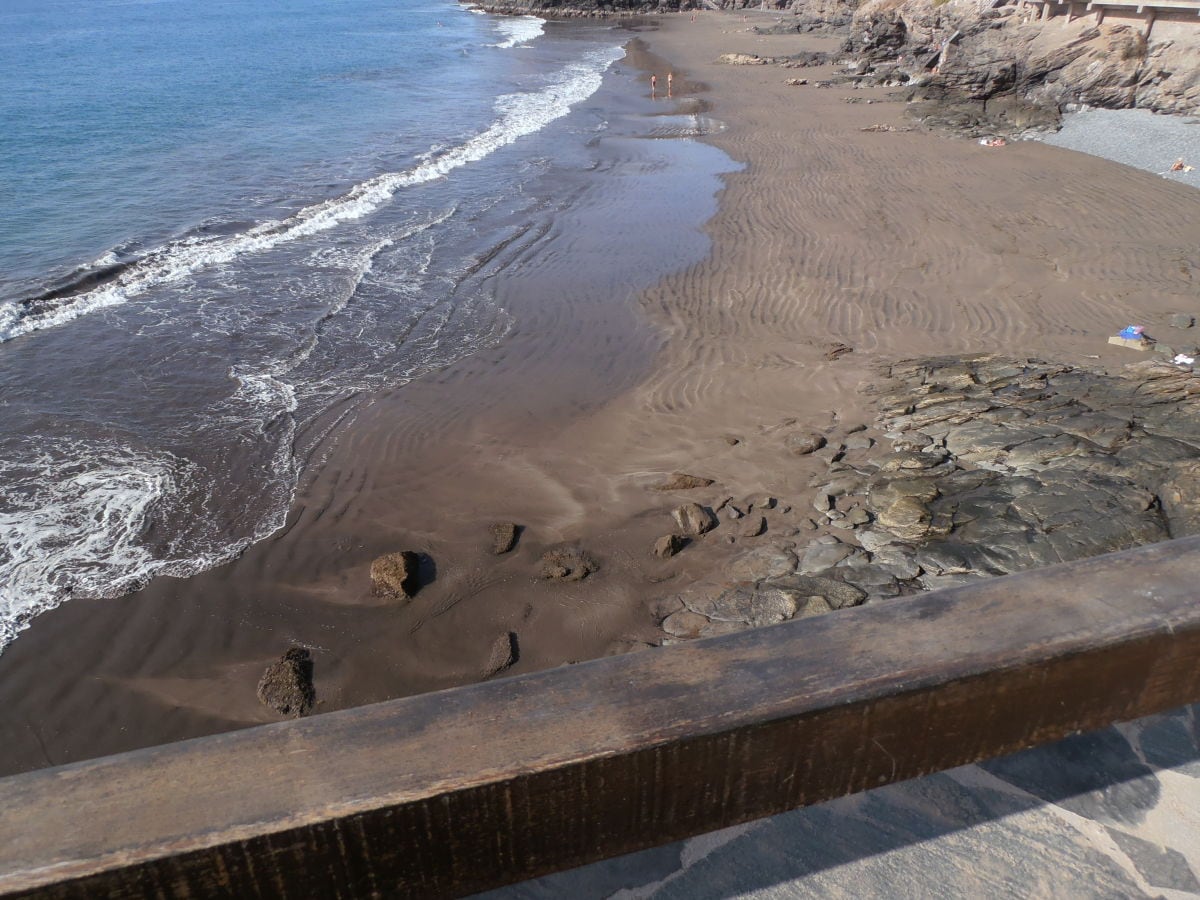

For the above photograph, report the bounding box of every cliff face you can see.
[479,0,1196,117]
[842,0,1200,117]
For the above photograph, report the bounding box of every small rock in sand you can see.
[824,342,853,360]
[370,551,422,599]
[481,632,519,678]
[539,546,598,581]
[672,502,719,535]
[490,522,519,555]
[740,515,767,538]
[719,52,769,65]
[652,472,716,491]
[1169,314,1195,329]
[257,647,315,718]
[654,534,686,558]
[786,431,827,456]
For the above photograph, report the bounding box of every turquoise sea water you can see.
[0,0,540,290]
[0,0,636,648]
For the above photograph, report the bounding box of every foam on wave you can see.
[490,15,545,49]
[0,443,195,650]
[0,44,623,345]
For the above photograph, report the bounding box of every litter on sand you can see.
[1174,353,1195,366]
[1110,325,1153,351]
[978,137,1007,147]
[1109,335,1151,350]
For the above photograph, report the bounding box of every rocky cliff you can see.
[840,0,1200,121]
[478,0,1197,120]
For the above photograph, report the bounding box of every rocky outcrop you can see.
[256,647,315,718]
[841,0,1200,124]
[655,354,1200,647]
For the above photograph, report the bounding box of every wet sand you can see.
[2,12,1199,775]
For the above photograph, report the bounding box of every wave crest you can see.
[0,44,623,345]
[490,15,545,49]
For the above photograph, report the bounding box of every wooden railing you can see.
[3,536,1200,898]
[1016,0,1200,33]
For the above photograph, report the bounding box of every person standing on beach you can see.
[667,71,674,98]
[651,74,657,97]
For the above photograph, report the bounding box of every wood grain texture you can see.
[4,536,1200,898]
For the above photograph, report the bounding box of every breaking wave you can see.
[490,15,545,49]
[0,43,623,345]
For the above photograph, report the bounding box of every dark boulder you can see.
[654,534,687,558]
[370,550,421,599]
[481,632,519,679]
[491,522,519,555]
[256,647,315,718]
[672,503,719,536]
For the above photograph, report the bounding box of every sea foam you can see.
[490,15,545,49]
[0,442,192,650]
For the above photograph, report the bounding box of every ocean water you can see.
[0,0,634,649]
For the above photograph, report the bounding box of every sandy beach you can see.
[1,10,1199,776]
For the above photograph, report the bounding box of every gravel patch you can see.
[1038,107,1200,189]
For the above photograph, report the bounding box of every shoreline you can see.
[3,11,1200,776]
[0,24,736,774]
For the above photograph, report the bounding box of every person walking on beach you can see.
[651,74,657,97]
[667,71,674,98]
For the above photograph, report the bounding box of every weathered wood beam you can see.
[3,536,1200,899]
